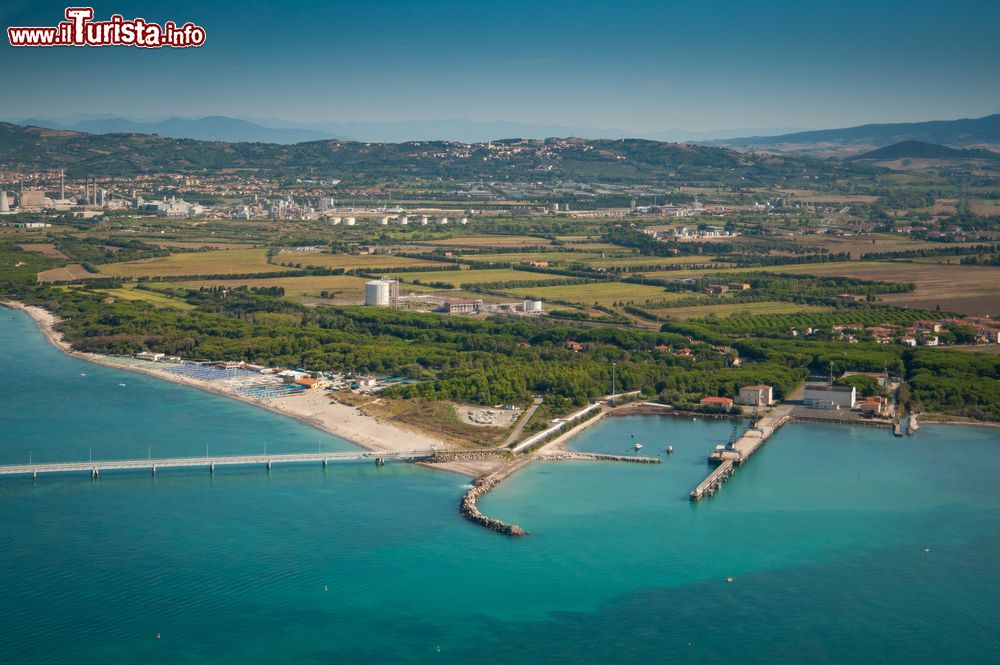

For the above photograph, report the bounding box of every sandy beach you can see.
[3,300,492,477]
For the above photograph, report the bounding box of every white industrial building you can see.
[737,385,773,407]
[803,384,856,410]
[364,279,399,307]
[522,299,543,312]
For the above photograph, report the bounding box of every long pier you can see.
[689,408,791,501]
[0,450,435,478]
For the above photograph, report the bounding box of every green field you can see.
[99,249,292,278]
[657,301,831,320]
[170,275,372,300]
[422,235,552,248]
[96,287,196,310]
[277,251,447,270]
[505,282,689,307]
[390,268,576,288]
[460,251,601,265]
[583,255,732,270]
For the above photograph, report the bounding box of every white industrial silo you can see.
[345,217,357,226]
[365,280,391,306]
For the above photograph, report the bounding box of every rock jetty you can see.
[459,460,530,537]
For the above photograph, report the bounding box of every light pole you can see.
[611,362,617,406]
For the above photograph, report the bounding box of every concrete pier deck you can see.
[690,406,791,501]
[0,450,434,477]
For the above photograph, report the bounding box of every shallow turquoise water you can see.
[1,308,998,663]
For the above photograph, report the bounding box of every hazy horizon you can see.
[1,0,998,135]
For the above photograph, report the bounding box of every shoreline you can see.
[3,300,486,478]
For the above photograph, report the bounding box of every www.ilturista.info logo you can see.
[7,7,206,48]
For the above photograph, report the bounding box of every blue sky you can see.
[1,0,998,133]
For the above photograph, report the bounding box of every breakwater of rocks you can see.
[459,460,531,537]
[540,452,662,464]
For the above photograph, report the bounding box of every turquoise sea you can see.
[1,308,998,664]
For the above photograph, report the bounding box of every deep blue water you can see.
[1,308,998,663]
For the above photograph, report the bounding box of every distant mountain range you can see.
[7,115,804,145]
[13,116,348,144]
[849,140,1000,161]
[716,114,1000,150]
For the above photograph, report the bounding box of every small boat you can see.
[726,577,734,583]
[80,373,86,377]
[118,383,127,387]
[666,445,674,454]
[634,442,643,451]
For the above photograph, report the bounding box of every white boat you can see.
[666,445,674,454]
[634,442,643,451]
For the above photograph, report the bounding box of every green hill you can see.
[0,122,868,186]
[849,140,1000,161]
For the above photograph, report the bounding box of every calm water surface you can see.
[1,308,998,663]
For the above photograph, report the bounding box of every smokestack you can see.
[0,190,9,213]
[60,170,65,201]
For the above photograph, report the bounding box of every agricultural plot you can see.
[96,287,195,310]
[583,255,731,270]
[642,260,998,316]
[505,282,689,307]
[150,241,257,250]
[37,264,97,282]
[422,235,551,248]
[460,251,601,265]
[790,234,986,258]
[171,275,372,301]
[98,249,292,278]
[653,301,830,320]
[276,251,447,270]
[18,243,69,259]
[390,268,576,288]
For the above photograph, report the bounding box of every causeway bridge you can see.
[0,450,436,479]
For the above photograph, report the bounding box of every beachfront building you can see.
[737,385,773,407]
[803,384,856,410]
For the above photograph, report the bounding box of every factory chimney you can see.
[60,169,65,201]
[0,190,9,213]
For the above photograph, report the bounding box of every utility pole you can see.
[611,362,617,406]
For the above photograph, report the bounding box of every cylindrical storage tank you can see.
[439,216,449,225]
[399,215,409,225]
[365,280,390,306]
[460,217,468,225]
[345,217,356,226]
[420,216,429,225]
[331,216,342,225]
[380,216,390,225]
